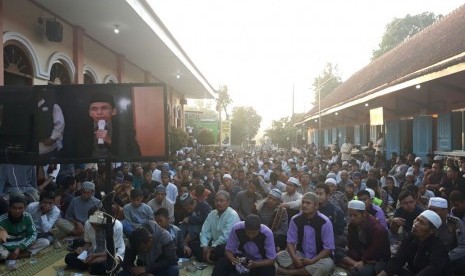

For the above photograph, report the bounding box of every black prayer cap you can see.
[244,214,261,231]
[9,195,25,207]
[89,92,115,107]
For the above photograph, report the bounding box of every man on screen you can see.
[85,92,141,158]
[37,90,65,157]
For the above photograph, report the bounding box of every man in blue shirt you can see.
[122,189,154,236]
[199,191,240,263]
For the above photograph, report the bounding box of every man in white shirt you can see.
[26,191,61,253]
[160,172,178,203]
[280,177,303,211]
[258,161,273,183]
[37,92,65,157]
[65,209,125,275]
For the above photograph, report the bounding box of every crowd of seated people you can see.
[0,144,465,275]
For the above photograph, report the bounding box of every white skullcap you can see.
[420,210,442,229]
[205,158,211,161]
[325,178,337,185]
[405,171,414,177]
[186,158,192,162]
[287,177,300,186]
[288,159,295,163]
[342,161,349,166]
[269,188,282,200]
[428,197,448,209]
[433,156,443,161]
[326,172,337,180]
[348,200,366,211]
[222,174,232,180]
[365,188,375,199]
[415,157,422,163]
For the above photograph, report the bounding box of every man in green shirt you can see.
[0,196,37,260]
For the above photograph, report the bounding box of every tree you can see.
[372,12,441,60]
[312,62,342,103]
[168,126,189,154]
[197,128,216,145]
[230,106,262,146]
[264,114,305,149]
[216,85,233,120]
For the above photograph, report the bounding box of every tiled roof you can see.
[305,4,465,118]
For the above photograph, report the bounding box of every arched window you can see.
[3,44,33,86]
[84,72,95,84]
[49,61,71,85]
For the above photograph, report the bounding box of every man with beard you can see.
[280,177,303,219]
[232,178,262,220]
[0,196,37,260]
[337,200,390,275]
[65,209,125,275]
[276,192,335,276]
[199,191,240,263]
[62,181,101,237]
[257,189,288,251]
[427,197,465,274]
[378,210,448,276]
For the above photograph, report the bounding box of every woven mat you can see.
[0,247,68,276]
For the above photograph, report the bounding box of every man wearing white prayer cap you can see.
[428,197,465,274]
[280,177,303,211]
[378,210,449,276]
[336,200,390,274]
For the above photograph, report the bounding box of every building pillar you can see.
[73,26,84,84]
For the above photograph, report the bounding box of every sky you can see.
[151,0,465,136]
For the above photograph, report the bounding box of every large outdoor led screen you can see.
[36,83,168,163]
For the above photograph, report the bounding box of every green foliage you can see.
[312,62,342,103]
[264,114,305,149]
[372,12,441,60]
[197,128,216,145]
[230,106,262,146]
[168,126,189,154]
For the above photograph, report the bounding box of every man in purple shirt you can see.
[212,215,276,276]
[277,192,335,275]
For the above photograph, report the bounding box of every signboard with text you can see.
[221,120,231,146]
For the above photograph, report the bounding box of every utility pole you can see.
[292,84,295,117]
